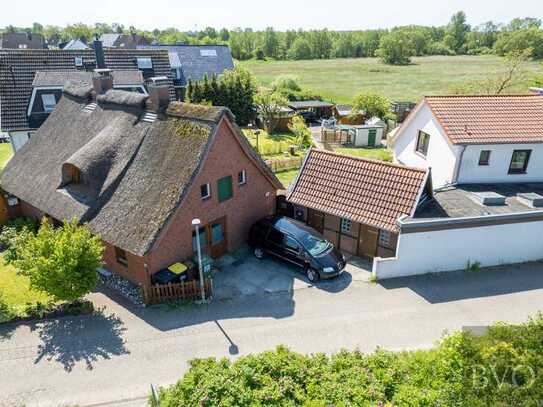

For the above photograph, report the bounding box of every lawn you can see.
[244,129,299,159]
[334,147,392,162]
[0,143,13,172]
[275,169,299,188]
[240,55,543,103]
[0,256,52,321]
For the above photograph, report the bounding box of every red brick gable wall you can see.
[146,118,278,273]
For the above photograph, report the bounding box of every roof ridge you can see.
[309,148,427,173]
[424,94,541,99]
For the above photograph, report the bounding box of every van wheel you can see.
[254,247,265,259]
[306,268,319,283]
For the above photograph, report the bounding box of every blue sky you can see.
[3,0,542,30]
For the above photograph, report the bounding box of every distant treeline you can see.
[2,12,542,60]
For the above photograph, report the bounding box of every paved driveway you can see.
[1,261,543,406]
[213,251,373,300]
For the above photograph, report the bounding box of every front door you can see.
[307,208,324,233]
[367,129,377,146]
[208,217,227,258]
[358,224,379,259]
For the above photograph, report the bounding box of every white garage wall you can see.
[373,214,543,279]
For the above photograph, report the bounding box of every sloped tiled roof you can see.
[32,70,144,87]
[424,95,543,145]
[287,149,428,232]
[0,48,174,131]
[139,44,234,86]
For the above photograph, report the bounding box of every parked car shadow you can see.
[31,309,128,372]
[379,261,543,304]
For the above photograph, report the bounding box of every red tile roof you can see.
[424,95,543,145]
[287,149,428,232]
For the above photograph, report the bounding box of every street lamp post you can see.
[192,218,206,303]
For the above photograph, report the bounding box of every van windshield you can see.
[300,234,331,256]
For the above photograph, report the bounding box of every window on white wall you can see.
[509,150,531,174]
[415,131,430,156]
[478,150,491,166]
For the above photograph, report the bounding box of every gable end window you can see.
[217,176,233,203]
[478,150,491,166]
[41,94,57,112]
[200,183,210,200]
[415,130,430,157]
[509,150,531,174]
[115,247,128,266]
[238,170,247,185]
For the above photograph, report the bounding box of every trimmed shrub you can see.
[157,314,543,406]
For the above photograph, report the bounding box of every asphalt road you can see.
[1,261,543,407]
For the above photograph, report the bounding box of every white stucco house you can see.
[392,95,543,188]
[373,94,543,279]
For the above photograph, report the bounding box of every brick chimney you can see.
[92,69,114,95]
[147,78,170,112]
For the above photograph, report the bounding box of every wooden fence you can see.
[140,279,213,305]
[265,156,304,173]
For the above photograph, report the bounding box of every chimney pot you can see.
[92,69,113,95]
[147,84,170,112]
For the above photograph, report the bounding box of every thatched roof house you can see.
[2,73,282,286]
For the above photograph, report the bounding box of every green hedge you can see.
[156,314,543,406]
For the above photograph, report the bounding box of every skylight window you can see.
[136,57,153,69]
[74,57,83,67]
[200,49,217,57]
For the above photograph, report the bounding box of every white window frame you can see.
[238,170,247,185]
[41,94,57,112]
[200,183,211,200]
[340,218,351,233]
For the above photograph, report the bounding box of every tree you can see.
[288,115,312,148]
[494,28,543,59]
[352,91,390,120]
[377,30,415,65]
[14,219,103,302]
[287,37,312,60]
[450,49,532,94]
[263,27,279,58]
[444,11,470,54]
[255,88,288,133]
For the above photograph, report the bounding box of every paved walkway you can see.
[1,261,543,406]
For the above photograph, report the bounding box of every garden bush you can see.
[157,314,543,406]
[0,217,38,263]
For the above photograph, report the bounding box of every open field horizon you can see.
[240,55,543,103]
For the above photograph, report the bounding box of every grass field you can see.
[241,55,543,103]
[0,143,13,172]
[334,147,392,162]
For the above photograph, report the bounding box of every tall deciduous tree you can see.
[255,88,288,133]
[377,30,415,65]
[14,219,103,302]
[352,91,391,120]
[444,11,471,54]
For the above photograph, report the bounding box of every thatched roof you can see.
[2,86,281,256]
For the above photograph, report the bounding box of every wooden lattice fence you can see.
[140,279,213,305]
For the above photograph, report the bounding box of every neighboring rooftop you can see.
[287,149,429,232]
[415,183,543,219]
[423,94,543,145]
[139,44,235,86]
[288,100,334,110]
[32,70,144,87]
[0,32,46,49]
[0,48,173,132]
[100,33,151,49]
[60,39,89,50]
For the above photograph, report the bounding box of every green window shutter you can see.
[217,176,233,202]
